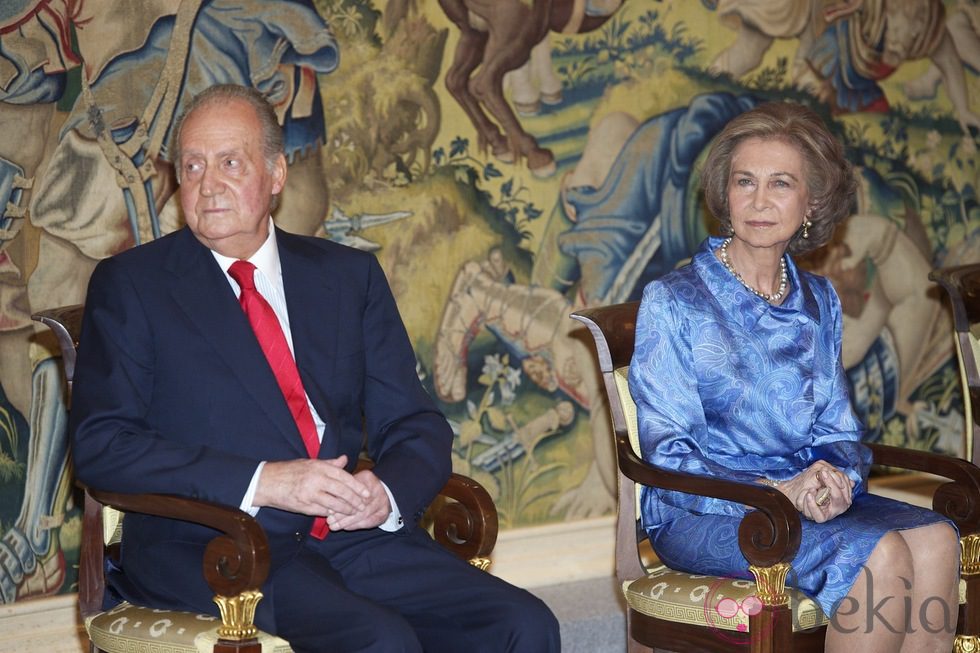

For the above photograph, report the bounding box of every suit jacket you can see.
[69,225,453,611]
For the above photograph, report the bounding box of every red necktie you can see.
[228,260,329,539]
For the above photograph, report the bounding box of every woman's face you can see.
[727,137,810,253]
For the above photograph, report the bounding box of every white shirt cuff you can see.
[378,481,404,532]
[241,461,266,516]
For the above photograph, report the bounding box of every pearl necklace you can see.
[719,238,788,303]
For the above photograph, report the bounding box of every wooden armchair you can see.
[931,264,980,466]
[33,305,499,653]
[571,301,980,653]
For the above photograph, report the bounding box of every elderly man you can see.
[70,84,560,653]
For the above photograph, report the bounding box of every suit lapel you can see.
[164,228,308,458]
[277,228,342,458]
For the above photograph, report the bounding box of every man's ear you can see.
[271,153,288,194]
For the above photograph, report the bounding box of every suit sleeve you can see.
[69,257,259,505]
[358,255,453,532]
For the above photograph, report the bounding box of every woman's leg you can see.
[897,523,959,652]
[825,532,912,653]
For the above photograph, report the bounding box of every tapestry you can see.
[0,0,977,603]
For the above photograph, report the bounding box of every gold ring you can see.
[815,486,830,507]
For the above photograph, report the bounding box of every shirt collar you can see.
[210,217,283,292]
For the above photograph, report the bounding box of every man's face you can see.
[178,98,286,259]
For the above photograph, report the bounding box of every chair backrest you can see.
[32,305,121,619]
[931,264,980,465]
[569,302,648,583]
[33,305,84,398]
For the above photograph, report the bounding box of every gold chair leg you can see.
[213,589,263,640]
[963,534,980,576]
[955,635,980,653]
[960,535,980,651]
[469,556,491,571]
[748,563,793,653]
[748,562,791,607]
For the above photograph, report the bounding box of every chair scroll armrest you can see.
[429,473,499,563]
[867,443,980,533]
[353,458,498,563]
[86,488,270,597]
[616,435,802,568]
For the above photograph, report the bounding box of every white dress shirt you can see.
[211,219,403,531]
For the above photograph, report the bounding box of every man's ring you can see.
[815,486,830,507]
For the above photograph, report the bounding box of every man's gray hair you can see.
[171,84,285,183]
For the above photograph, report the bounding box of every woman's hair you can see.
[171,84,284,183]
[699,102,856,255]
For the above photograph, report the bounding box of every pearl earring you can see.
[802,218,812,239]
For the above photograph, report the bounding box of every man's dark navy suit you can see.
[68,225,495,644]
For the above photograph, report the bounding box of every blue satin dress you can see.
[628,237,951,616]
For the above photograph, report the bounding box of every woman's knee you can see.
[927,523,959,560]
[904,522,960,572]
[916,524,961,591]
[866,531,914,580]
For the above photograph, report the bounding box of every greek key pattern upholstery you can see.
[85,602,292,653]
[624,565,827,633]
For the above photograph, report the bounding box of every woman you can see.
[628,102,959,652]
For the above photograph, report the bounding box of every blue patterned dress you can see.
[628,237,951,616]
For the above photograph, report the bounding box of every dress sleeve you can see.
[805,283,872,494]
[629,281,756,519]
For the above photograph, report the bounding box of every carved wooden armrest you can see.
[86,487,269,640]
[615,433,802,570]
[428,472,499,568]
[353,458,499,568]
[866,443,980,535]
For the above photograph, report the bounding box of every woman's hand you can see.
[771,461,854,523]
[798,467,853,522]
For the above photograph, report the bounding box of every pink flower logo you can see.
[702,575,775,645]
